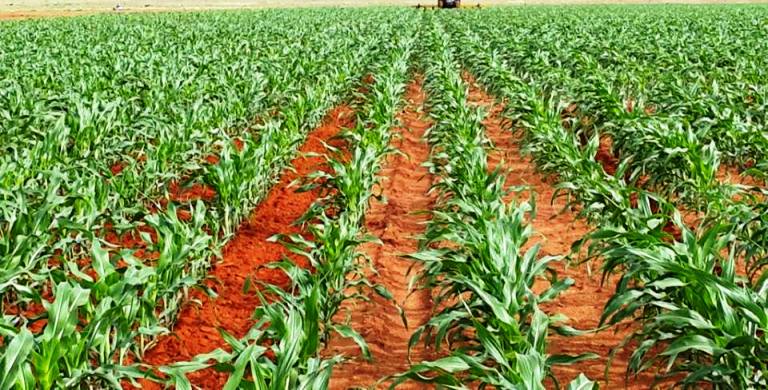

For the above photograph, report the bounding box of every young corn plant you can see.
[593,218,768,388]
[392,18,596,389]
[716,191,768,287]
[154,31,416,388]
[445,7,764,217]
[1,9,417,387]
[448,13,768,388]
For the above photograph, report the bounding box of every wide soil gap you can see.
[326,77,435,389]
[463,73,658,389]
[137,105,355,389]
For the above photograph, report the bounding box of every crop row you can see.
[2,6,768,389]
[0,9,418,388]
[445,7,768,388]
[138,29,417,389]
[391,14,595,389]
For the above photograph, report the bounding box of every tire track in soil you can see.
[326,78,435,390]
[463,74,660,390]
[135,105,355,390]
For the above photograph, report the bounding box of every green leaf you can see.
[332,324,371,361]
[566,373,598,390]
[0,328,35,390]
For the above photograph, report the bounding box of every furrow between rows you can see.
[327,78,436,390]
[136,106,355,389]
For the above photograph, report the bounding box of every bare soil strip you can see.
[717,165,764,188]
[463,75,659,389]
[326,78,435,389]
[137,106,355,389]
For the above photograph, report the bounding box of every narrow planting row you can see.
[325,76,437,388]
[1,12,409,388]
[390,16,595,389]
[133,32,417,389]
[461,73,658,388]
[453,21,768,390]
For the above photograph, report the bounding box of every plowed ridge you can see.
[138,106,354,389]
[327,78,435,389]
[464,75,657,389]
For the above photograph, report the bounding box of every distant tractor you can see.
[416,0,477,9]
[438,0,460,8]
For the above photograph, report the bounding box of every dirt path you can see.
[0,8,168,20]
[0,10,93,20]
[137,106,354,389]
[463,75,659,389]
[326,78,435,389]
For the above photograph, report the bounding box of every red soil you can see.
[595,136,618,176]
[717,164,763,188]
[149,180,218,222]
[110,162,125,175]
[135,105,355,389]
[103,223,159,263]
[3,288,51,335]
[0,10,94,20]
[625,98,656,116]
[358,73,376,96]
[233,138,244,151]
[168,181,217,203]
[5,220,161,338]
[464,75,660,389]
[204,155,219,165]
[326,78,436,389]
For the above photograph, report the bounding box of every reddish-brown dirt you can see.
[0,7,174,21]
[464,74,661,389]
[3,290,50,335]
[135,105,355,389]
[168,181,217,202]
[110,162,126,175]
[717,165,763,188]
[325,78,436,389]
[595,136,619,176]
[0,10,94,20]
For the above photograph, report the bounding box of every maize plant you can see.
[593,218,768,388]
[392,16,596,390]
[3,5,768,389]
[151,26,418,389]
[445,6,768,388]
[0,8,418,387]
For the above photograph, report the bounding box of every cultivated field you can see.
[4,0,767,8]
[1,5,767,390]
[4,0,768,18]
